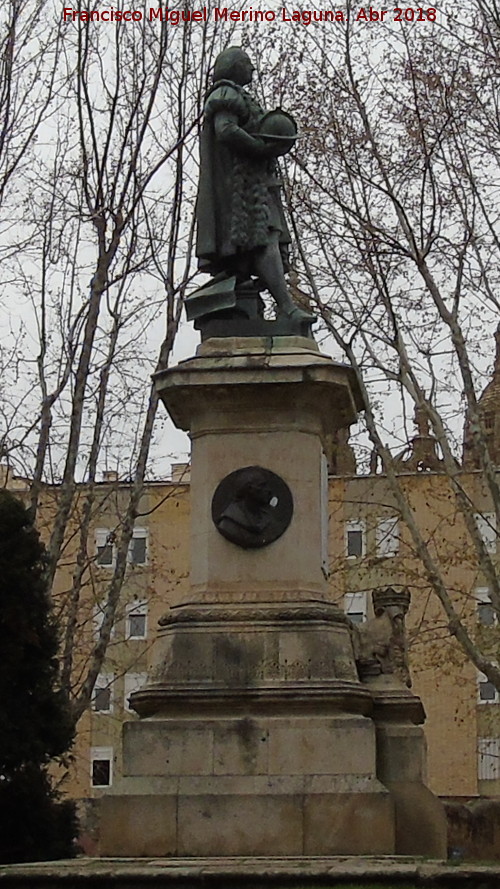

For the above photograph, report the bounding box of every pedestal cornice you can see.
[154,341,365,438]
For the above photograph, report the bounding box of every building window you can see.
[129,528,148,565]
[476,588,497,626]
[478,738,500,780]
[344,591,367,624]
[376,517,399,558]
[475,512,497,554]
[124,672,148,711]
[96,529,115,567]
[126,600,148,639]
[478,671,500,704]
[90,747,113,787]
[346,520,365,558]
[92,673,114,713]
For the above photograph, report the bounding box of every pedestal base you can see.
[101,606,395,856]
[98,339,445,860]
[100,785,394,857]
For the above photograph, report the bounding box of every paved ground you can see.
[0,857,499,886]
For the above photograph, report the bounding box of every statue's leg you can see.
[253,233,313,319]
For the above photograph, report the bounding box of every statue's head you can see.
[372,586,410,618]
[213,47,254,86]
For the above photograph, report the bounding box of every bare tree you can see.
[255,0,500,690]
[0,0,67,207]
[0,1,237,724]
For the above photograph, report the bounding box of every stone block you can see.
[190,433,326,598]
[177,774,305,795]
[376,723,426,783]
[267,716,376,776]
[169,630,214,681]
[123,721,213,776]
[388,781,447,857]
[99,795,176,857]
[303,792,395,854]
[278,628,345,679]
[263,630,280,678]
[213,632,265,685]
[213,717,269,775]
[143,614,361,699]
[177,794,303,856]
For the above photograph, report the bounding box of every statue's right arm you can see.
[213,111,271,157]
[205,86,272,158]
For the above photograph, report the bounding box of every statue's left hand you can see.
[259,137,294,158]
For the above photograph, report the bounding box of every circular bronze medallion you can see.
[211,466,293,549]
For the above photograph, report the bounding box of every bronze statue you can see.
[193,46,314,329]
[211,466,294,549]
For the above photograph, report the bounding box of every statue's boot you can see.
[284,305,316,323]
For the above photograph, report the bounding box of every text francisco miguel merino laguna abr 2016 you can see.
[62,7,438,24]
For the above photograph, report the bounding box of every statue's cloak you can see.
[195,81,290,274]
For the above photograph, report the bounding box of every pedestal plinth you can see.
[367,675,447,857]
[99,337,444,858]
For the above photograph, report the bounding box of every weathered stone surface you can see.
[97,340,444,860]
[266,716,376,776]
[123,721,213,777]
[100,790,395,857]
[303,793,394,855]
[122,714,377,779]
[177,795,303,857]
[446,798,500,862]
[99,796,176,857]
[376,722,427,783]
[374,699,447,856]
[139,610,362,708]
[154,340,364,438]
[5,855,500,886]
[387,781,448,857]
[212,718,268,775]
[196,335,320,356]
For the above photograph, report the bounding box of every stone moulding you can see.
[369,684,426,725]
[130,682,375,719]
[158,602,350,626]
[153,348,365,437]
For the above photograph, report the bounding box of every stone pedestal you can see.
[156,336,361,606]
[369,676,447,857]
[99,337,445,858]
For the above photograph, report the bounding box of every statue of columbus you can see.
[194,46,314,324]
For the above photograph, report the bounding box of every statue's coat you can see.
[196,81,290,274]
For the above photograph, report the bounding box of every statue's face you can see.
[374,603,403,620]
[232,54,254,86]
[386,604,405,622]
[214,49,254,86]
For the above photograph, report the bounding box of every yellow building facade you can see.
[3,433,500,818]
[51,460,498,806]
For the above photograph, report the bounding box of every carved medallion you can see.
[211,466,293,549]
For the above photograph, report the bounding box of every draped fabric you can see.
[195,80,291,274]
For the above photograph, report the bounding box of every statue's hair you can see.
[213,46,251,83]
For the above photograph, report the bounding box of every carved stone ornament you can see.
[353,586,412,688]
[211,465,293,549]
[159,602,347,626]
